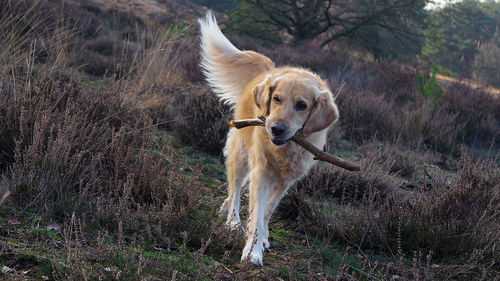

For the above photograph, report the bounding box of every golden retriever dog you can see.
[199,11,339,266]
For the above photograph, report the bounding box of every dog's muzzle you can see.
[271,123,288,146]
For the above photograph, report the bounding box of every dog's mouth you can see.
[271,136,288,146]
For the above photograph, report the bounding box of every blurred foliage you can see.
[224,1,282,44]
[221,0,500,83]
[225,0,428,48]
[473,32,500,88]
[421,0,499,77]
[190,0,240,12]
[346,25,424,61]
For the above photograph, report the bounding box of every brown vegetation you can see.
[0,1,498,280]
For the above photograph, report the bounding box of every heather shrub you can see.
[361,143,425,178]
[79,35,129,76]
[335,61,498,153]
[174,86,231,156]
[395,153,499,263]
[68,2,103,38]
[172,37,205,83]
[336,82,469,153]
[0,0,240,264]
[313,152,499,269]
[1,1,498,279]
[0,1,74,170]
[2,71,145,217]
[0,89,17,171]
[297,153,398,203]
[368,61,420,103]
[336,87,400,143]
[438,83,500,148]
[266,41,346,74]
[81,52,115,76]
[325,123,345,146]
[333,62,421,143]
[87,36,115,56]
[401,102,463,153]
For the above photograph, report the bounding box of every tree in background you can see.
[189,0,240,12]
[421,0,498,77]
[344,23,424,61]
[225,0,428,49]
[225,1,283,44]
[473,32,500,88]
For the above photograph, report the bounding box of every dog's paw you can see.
[241,238,265,266]
[241,250,263,266]
[250,252,263,266]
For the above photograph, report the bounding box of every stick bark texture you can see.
[228,118,360,171]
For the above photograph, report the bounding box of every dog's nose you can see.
[271,123,287,136]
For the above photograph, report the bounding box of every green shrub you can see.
[417,65,444,102]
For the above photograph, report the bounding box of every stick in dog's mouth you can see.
[227,117,361,171]
[228,118,288,145]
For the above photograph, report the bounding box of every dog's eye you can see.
[295,100,307,111]
[273,96,281,104]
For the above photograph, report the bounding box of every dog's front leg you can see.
[262,183,289,249]
[241,169,271,266]
[220,143,249,229]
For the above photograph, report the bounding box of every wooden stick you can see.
[290,132,360,171]
[227,118,360,171]
[228,118,265,129]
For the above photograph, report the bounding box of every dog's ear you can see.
[252,75,273,110]
[303,91,339,135]
[253,81,266,109]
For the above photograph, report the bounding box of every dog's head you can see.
[253,69,339,146]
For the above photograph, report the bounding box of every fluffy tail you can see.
[199,11,274,106]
